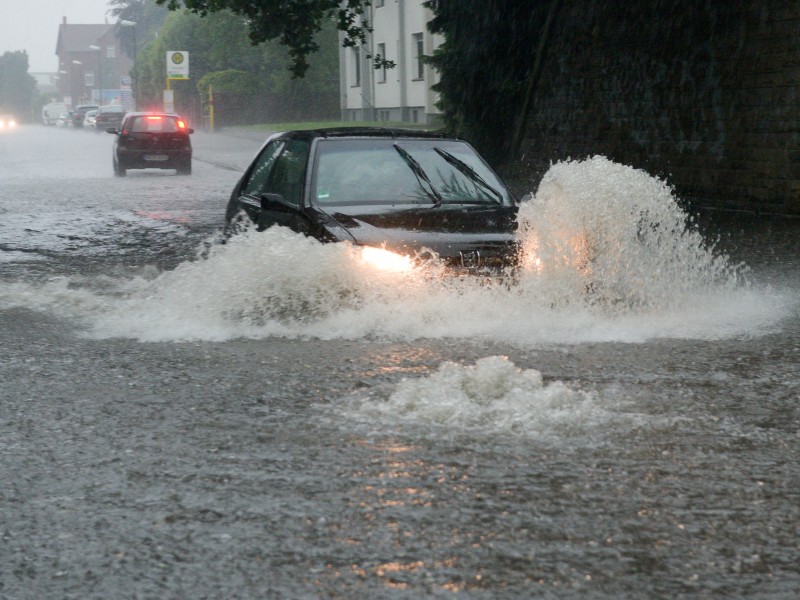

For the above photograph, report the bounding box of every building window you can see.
[106,45,115,59]
[85,71,95,87]
[412,32,424,80]
[375,0,384,6]
[377,43,387,83]
[352,47,361,87]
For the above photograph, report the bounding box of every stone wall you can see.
[519,0,800,215]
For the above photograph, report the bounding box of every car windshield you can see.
[311,138,513,207]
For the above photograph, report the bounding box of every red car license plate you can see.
[144,154,168,161]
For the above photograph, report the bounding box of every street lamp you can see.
[89,45,102,105]
[120,20,137,109]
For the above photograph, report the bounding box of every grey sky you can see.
[1,0,112,72]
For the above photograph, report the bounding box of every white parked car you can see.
[83,109,98,129]
[55,112,72,128]
[42,102,68,125]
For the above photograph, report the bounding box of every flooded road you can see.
[1,125,798,598]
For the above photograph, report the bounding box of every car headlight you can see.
[360,246,413,273]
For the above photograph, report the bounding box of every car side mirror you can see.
[106,127,118,134]
[187,128,195,134]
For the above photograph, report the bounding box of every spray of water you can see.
[345,356,599,435]
[516,155,745,312]
[0,156,790,343]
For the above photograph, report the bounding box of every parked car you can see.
[42,102,68,125]
[72,104,99,128]
[0,114,17,130]
[94,105,126,132]
[108,112,194,176]
[55,112,73,128]
[224,128,520,275]
[83,109,98,129]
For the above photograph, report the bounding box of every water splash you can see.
[516,155,745,312]
[343,356,605,438]
[0,157,791,343]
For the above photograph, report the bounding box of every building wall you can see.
[56,23,133,109]
[519,0,800,215]
[372,0,402,111]
[340,0,441,124]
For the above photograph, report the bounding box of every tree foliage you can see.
[155,0,389,77]
[108,0,170,60]
[132,8,339,124]
[0,51,37,121]
[426,0,557,162]
[197,70,258,96]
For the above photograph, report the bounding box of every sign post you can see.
[209,84,215,132]
[163,89,175,114]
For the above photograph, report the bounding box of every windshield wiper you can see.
[433,147,504,204]
[393,143,442,207]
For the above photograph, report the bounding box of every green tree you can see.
[425,0,561,163]
[0,51,37,122]
[134,9,338,124]
[108,0,170,60]
[154,0,388,77]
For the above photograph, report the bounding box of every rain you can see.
[1,1,799,598]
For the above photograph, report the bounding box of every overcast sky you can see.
[1,0,112,73]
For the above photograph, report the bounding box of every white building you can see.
[339,0,443,124]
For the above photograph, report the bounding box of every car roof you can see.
[274,126,453,142]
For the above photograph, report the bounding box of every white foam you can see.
[337,356,629,440]
[0,156,794,343]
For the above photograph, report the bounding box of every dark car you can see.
[224,128,519,275]
[108,112,194,176]
[71,104,99,128]
[94,105,126,132]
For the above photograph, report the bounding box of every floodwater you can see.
[1,126,798,598]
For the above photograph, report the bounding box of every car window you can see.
[265,140,309,207]
[314,143,423,204]
[129,115,181,133]
[241,140,285,197]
